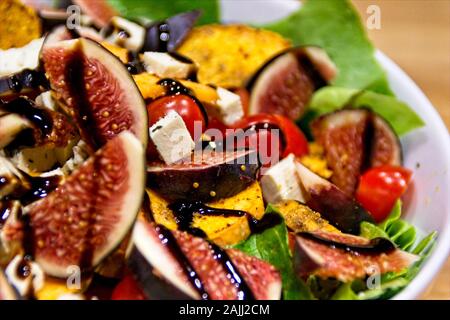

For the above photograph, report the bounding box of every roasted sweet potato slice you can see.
[177,24,291,88]
[146,182,265,246]
[272,200,339,234]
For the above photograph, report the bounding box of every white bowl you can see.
[221,0,450,299]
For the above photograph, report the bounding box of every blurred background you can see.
[352,0,449,300]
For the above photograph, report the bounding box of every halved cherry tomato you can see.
[356,165,413,222]
[146,95,207,160]
[232,114,309,158]
[111,275,146,300]
[146,94,206,140]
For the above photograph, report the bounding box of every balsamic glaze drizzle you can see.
[0,69,49,95]
[0,171,61,206]
[168,201,246,234]
[158,78,192,96]
[209,242,255,300]
[125,51,145,75]
[298,232,396,255]
[1,97,53,136]
[156,224,209,300]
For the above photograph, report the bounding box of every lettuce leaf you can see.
[306,87,425,137]
[362,200,417,251]
[264,0,392,95]
[233,205,313,300]
[328,201,438,300]
[107,0,219,24]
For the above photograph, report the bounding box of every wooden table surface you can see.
[353,0,450,300]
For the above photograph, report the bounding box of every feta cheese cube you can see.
[260,154,306,203]
[0,38,44,77]
[104,16,145,51]
[150,110,195,164]
[142,52,193,79]
[215,87,244,126]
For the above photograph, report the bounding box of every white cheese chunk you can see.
[150,110,195,164]
[260,153,306,203]
[103,16,145,51]
[215,87,244,125]
[142,52,193,79]
[0,38,44,77]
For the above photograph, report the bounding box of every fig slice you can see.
[248,46,336,121]
[295,161,374,234]
[42,38,148,150]
[294,231,419,282]
[370,114,402,167]
[146,149,260,202]
[72,0,118,28]
[311,109,371,196]
[128,217,282,300]
[27,131,145,278]
[311,109,403,196]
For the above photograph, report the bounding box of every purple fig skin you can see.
[295,162,374,234]
[306,183,374,234]
[128,246,193,300]
[146,149,260,202]
[370,114,402,167]
[142,10,202,52]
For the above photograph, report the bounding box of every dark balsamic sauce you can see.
[298,232,396,255]
[158,78,192,96]
[156,224,209,300]
[125,51,145,75]
[16,255,32,279]
[0,69,49,95]
[168,201,246,234]
[247,213,282,234]
[1,171,61,206]
[19,172,61,206]
[209,242,255,300]
[1,97,53,136]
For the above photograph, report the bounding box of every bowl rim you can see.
[375,51,450,300]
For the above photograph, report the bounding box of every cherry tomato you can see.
[146,94,206,140]
[232,114,309,158]
[272,114,309,158]
[356,165,413,222]
[111,275,146,300]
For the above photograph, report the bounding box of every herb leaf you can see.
[233,205,313,300]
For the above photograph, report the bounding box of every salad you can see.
[0,0,436,300]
